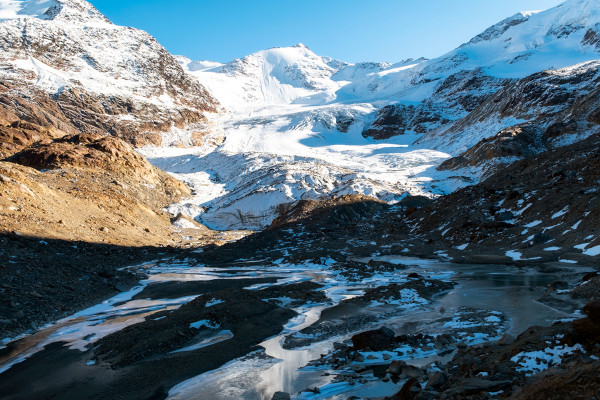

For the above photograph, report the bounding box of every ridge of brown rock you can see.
[0,132,199,246]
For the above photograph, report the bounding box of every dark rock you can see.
[387,360,407,375]
[114,283,130,293]
[333,342,349,351]
[533,232,552,245]
[454,378,513,395]
[271,392,291,400]
[352,327,395,351]
[425,371,448,391]
[388,377,421,400]
[583,299,600,325]
[407,273,423,279]
[401,365,425,379]
[583,272,599,282]
[549,281,569,291]
[497,211,514,221]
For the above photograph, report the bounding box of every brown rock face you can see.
[0,1,220,148]
[54,87,214,146]
[1,133,192,246]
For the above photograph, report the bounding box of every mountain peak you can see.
[46,0,110,23]
[0,0,109,24]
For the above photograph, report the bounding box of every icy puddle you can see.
[0,257,588,399]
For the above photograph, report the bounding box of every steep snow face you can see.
[182,44,344,111]
[354,0,600,104]
[179,44,411,112]
[411,0,600,153]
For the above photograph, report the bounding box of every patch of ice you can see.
[505,250,522,261]
[206,299,225,307]
[551,206,569,219]
[583,245,600,257]
[524,220,542,228]
[190,320,220,329]
[543,247,561,251]
[456,244,469,250]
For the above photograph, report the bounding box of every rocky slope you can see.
[437,60,600,176]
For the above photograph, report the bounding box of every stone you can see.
[425,371,448,391]
[549,281,569,291]
[388,360,406,375]
[333,342,349,351]
[389,377,421,400]
[583,272,598,282]
[114,283,129,292]
[402,365,425,379]
[352,327,395,351]
[455,378,513,395]
[583,299,600,325]
[271,392,291,400]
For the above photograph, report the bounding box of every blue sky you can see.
[88,0,564,63]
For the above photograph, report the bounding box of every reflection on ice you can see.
[170,330,234,354]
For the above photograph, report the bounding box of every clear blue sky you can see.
[88,0,564,63]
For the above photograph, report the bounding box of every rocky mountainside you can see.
[0,0,219,147]
[364,0,600,148]
[437,60,600,175]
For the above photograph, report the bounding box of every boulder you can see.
[271,392,290,400]
[425,371,448,391]
[387,360,406,375]
[583,299,600,325]
[351,327,395,351]
[388,377,421,400]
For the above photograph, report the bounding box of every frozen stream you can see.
[0,257,590,399]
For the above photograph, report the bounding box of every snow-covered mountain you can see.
[3,0,600,232]
[150,46,446,230]
[0,0,218,146]
[365,0,600,151]
[176,44,415,112]
[146,0,600,231]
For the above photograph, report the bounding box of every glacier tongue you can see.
[139,103,453,231]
